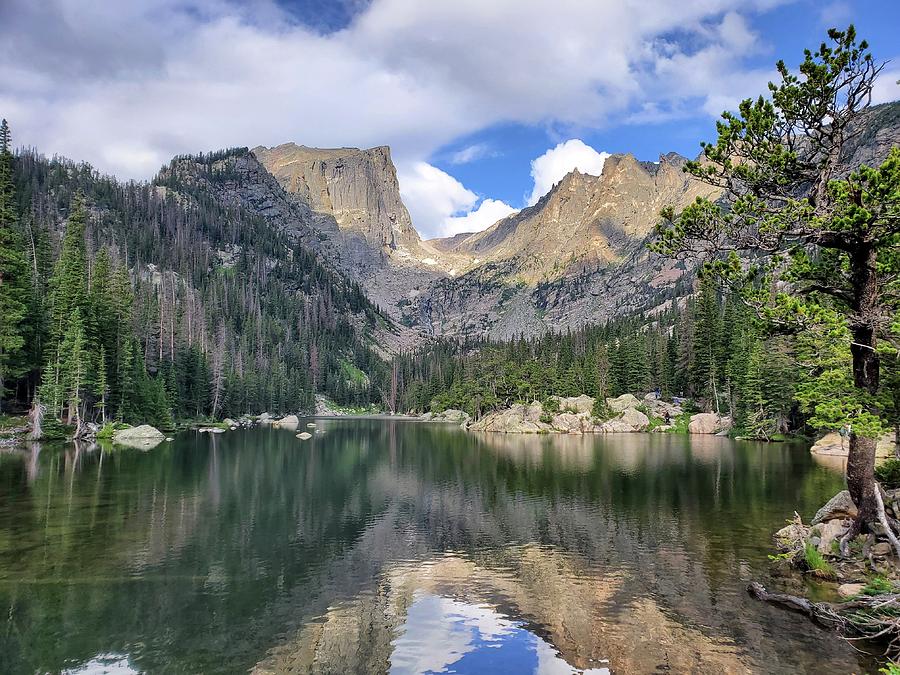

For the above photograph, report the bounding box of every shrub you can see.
[876,458,900,489]
[539,412,554,424]
[96,422,131,439]
[591,398,610,421]
[542,397,560,414]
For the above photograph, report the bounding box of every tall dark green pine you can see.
[0,119,30,410]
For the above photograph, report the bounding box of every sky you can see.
[1,0,898,240]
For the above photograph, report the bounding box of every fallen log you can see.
[748,581,900,657]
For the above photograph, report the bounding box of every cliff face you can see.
[253,143,422,255]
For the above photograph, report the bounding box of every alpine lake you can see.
[0,419,875,673]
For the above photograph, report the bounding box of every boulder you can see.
[619,407,650,432]
[812,490,859,525]
[606,394,641,413]
[258,412,274,425]
[199,427,225,434]
[837,583,866,598]
[307,422,317,428]
[872,542,893,558]
[553,395,595,414]
[774,521,810,551]
[274,415,300,429]
[296,432,313,440]
[601,419,636,433]
[815,519,847,555]
[112,425,165,450]
[222,418,237,428]
[551,412,586,433]
[810,432,897,458]
[433,409,471,424]
[688,413,732,434]
[469,404,548,433]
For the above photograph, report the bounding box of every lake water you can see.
[0,420,868,673]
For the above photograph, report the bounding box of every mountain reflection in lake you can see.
[0,421,865,673]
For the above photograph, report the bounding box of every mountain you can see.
[6,147,393,420]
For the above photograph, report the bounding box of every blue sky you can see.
[1,0,898,238]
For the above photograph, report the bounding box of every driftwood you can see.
[748,582,900,657]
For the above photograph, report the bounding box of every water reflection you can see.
[0,422,863,673]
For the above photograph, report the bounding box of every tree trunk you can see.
[845,244,881,535]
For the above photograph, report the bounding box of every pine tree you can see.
[0,119,30,410]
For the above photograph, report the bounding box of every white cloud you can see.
[444,198,517,237]
[399,162,515,238]
[527,139,610,205]
[872,68,900,106]
[399,162,477,236]
[0,0,797,182]
[449,143,495,164]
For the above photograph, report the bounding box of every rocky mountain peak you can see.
[252,142,422,255]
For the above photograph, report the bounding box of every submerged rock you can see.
[112,425,165,450]
[296,432,313,440]
[837,583,865,598]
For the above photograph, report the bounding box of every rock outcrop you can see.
[112,425,165,450]
[467,394,657,434]
[688,413,732,435]
[810,432,897,458]
[274,415,300,429]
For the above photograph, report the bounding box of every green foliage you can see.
[542,397,560,414]
[863,575,896,596]
[879,662,900,675]
[803,542,836,580]
[96,421,130,439]
[0,119,30,410]
[876,459,900,489]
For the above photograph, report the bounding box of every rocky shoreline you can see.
[430,393,733,436]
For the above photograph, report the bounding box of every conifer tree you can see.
[655,26,899,544]
[0,119,29,410]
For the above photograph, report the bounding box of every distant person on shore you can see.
[839,424,851,450]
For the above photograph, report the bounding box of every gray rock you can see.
[815,519,847,555]
[812,490,858,525]
[606,394,641,413]
[688,413,732,434]
[872,542,893,558]
[619,407,650,432]
[837,583,866,598]
[274,415,300,429]
[296,432,313,440]
[112,425,165,450]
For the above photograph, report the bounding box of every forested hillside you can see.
[0,123,389,432]
[395,277,900,440]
